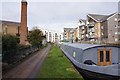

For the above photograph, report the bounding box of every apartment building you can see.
[86,12,119,44]
[49,32,52,42]
[86,14,107,43]
[77,19,87,42]
[63,28,74,41]
[106,13,120,43]
[63,12,119,44]
[41,29,61,43]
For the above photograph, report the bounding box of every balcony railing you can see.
[88,28,95,32]
[82,31,85,34]
[88,23,94,28]
[88,35,95,39]
[81,26,85,30]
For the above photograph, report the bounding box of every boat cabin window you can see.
[106,51,110,62]
[100,51,104,62]
[98,49,112,66]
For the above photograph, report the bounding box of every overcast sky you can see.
[1,0,120,33]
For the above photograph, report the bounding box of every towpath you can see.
[3,44,51,78]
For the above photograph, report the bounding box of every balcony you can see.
[82,31,85,34]
[88,35,95,39]
[88,23,94,28]
[88,28,95,33]
[81,26,85,30]
[81,35,84,39]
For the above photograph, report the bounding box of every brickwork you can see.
[20,1,28,45]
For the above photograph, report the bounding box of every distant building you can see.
[59,33,63,41]
[77,19,87,42]
[0,20,20,36]
[54,33,58,43]
[0,20,29,44]
[41,29,61,43]
[49,32,52,42]
[63,28,74,41]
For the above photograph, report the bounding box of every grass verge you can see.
[37,44,84,79]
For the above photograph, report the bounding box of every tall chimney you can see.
[20,0,28,45]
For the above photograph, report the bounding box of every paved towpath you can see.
[3,44,51,78]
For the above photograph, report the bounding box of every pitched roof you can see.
[0,20,20,26]
[87,12,118,22]
[88,14,107,22]
[79,19,86,23]
[64,28,74,32]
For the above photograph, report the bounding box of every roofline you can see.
[106,12,118,20]
[64,43,120,50]
[79,19,86,23]
[87,14,102,23]
[83,45,120,51]
[0,20,20,24]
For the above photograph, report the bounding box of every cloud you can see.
[1,2,118,33]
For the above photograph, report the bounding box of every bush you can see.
[28,29,44,48]
[2,35,19,64]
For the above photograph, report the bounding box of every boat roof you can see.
[63,43,117,50]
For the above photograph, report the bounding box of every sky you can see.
[1,0,120,33]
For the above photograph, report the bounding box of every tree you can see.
[28,29,44,48]
[2,35,19,63]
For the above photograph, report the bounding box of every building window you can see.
[115,38,118,42]
[101,33,104,35]
[101,26,103,29]
[114,18,117,21]
[115,32,118,35]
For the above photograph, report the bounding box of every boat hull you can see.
[73,63,120,80]
[62,50,120,80]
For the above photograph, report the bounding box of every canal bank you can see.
[37,44,83,79]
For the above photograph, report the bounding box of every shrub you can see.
[2,35,19,64]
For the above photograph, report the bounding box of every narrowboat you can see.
[60,43,120,80]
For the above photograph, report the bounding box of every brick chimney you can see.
[20,0,28,45]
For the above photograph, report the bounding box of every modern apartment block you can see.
[77,19,87,42]
[106,13,120,43]
[63,28,74,41]
[63,12,119,44]
[86,14,107,43]
[41,29,61,43]
[87,12,119,44]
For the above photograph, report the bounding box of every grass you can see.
[37,44,84,79]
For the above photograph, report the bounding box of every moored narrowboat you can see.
[60,43,120,80]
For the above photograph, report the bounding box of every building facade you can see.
[77,19,87,42]
[63,12,120,44]
[0,20,20,36]
[86,13,120,44]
